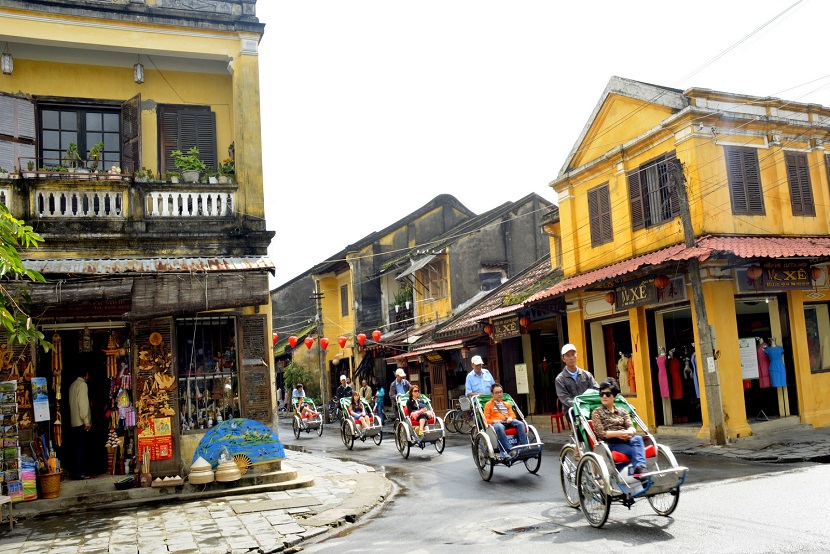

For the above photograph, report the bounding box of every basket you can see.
[39,471,62,499]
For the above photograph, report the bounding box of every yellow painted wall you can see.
[414,253,452,324]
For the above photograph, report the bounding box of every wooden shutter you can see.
[120,94,141,176]
[599,183,612,243]
[785,152,815,216]
[726,146,765,216]
[178,110,217,172]
[743,148,765,215]
[588,183,612,246]
[0,93,36,172]
[588,186,600,246]
[628,168,645,230]
[158,107,179,174]
[239,315,273,425]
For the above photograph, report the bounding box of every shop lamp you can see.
[1,43,12,75]
[133,55,144,84]
[460,346,470,359]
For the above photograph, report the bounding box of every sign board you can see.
[31,377,49,422]
[615,277,658,310]
[514,363,529,395]
[737,262,813,292]
[739,338,759,379]
[492,316,521,341]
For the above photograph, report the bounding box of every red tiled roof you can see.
[474,303,525,321]
[384,339,463,363]
[698,236,830,257]
[528,243,710,302]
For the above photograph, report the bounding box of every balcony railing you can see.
[145,190,234,218]
[36,188,124,218]
[388,305,414,330]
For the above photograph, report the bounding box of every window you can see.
[785,152,815,216]
[0,93,36,172]
[480,270,506,292]
[176,316,239,433]
[627,152,679,230]
[340,284,349,317]
[804,303,830,373]
[588,182,613,246]
[424,258,447,299]
[158,105,217,174]
[34,95,141,174]
[724,146,765,215]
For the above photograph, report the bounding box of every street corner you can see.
[298,471,393,529]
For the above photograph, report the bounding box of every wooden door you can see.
[430,364,447,415]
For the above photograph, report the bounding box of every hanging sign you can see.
[492,316,520,341]
[614,277,658,310]
[762,261,811,290]
[514,363,529,395]
[31,377,49,422]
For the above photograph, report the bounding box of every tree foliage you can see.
[0,203,50,351]
[283,360,318,399]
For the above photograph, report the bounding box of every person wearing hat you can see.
[291,383,306,399]
[465,355,494,397]
[555,343,598,409]
[335,374,353,402]
[389,367,411,421]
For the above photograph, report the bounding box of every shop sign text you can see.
[492,316,521,341]
[615,277,658,310]
[762,261,811,290]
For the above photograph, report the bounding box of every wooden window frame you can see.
[785,151,815,216]
[158,105,217,175]
[588,182,613,246]
[724,146,765,216]
[340,284,349,317]
[627,151,679,230]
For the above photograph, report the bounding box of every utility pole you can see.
[311,283,329,422]
[672,160,726,445]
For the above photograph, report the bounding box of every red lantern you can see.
[604,291,616,305]
[483,324,493,336]
[272,332,279,346]
[304,337,314,350]
[810,266,823,281]
[319,337,329,351]
[654,274,670,290]
[372,330,382,342]
[337,336,347,349]
[356,333,366,346]
[288,336,298,348]
[746,265,762,280]
[519,316,530,329]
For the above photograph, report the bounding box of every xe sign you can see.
[493,316,521,341]
[614,277,658,310]
[762,261,811,290]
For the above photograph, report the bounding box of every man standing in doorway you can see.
[465,355,494,397]
[360,379,373,403]
[555,343,598,409]
[69,369,91,480]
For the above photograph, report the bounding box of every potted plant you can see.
[23,160,35,179]
[164,170,181,184]
[133,167,155,183]
[171,147,206,183]
[63,142,81,172]
[88,141,104,174]
[218,158,235,184]
[393,284,413,312]
[0,167,8,179]
[108,166,122,180]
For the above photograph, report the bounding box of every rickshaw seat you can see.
[586,420,657,461]
[402,405,435,425]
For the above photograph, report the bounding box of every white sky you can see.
[257,0,830,288]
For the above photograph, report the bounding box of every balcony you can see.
[388,305,414,331]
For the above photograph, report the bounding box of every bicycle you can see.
[450,396,476,437]
[444,399,461,434]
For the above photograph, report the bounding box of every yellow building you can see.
[0,0,275,475]
[531,76,830,439]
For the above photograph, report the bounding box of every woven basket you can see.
[39,472,62,499]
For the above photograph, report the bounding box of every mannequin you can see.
[656,346,670,398]
[683,355,692,379]
[756,337,771,388]
[618,352,630,394]
[764,338,786,388]
[668,348,683,400]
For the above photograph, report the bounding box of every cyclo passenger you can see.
[295,393,318,420]
[347,391,371,436]
[483,383,528,458]
[405,385,434,437]
[592,377,647,479]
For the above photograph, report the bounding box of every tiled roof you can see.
[25,256,275,275]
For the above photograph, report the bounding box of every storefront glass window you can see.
[177,316,239,433]
[803,304,830,373]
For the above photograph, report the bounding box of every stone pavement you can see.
[0,449,392,554]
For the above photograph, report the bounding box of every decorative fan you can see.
[233,454,252,475]
[149,332,163,346]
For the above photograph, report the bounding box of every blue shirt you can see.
[395,381,407,395]
[465,368,494,395]
[292,389,305,398]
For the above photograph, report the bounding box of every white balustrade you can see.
[145,190,235,218]
[36,189,123,218]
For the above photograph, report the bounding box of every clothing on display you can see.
[669,355,683,400]
[756,344,772,389]
[764,345,787,388]
[655,354,670,398]
[627,357,636,393]
[618,353,629,393]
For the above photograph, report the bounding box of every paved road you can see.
[285,419,823,553]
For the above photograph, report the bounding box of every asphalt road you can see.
[281,419,826,553]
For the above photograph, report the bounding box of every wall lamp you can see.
[133,55,144,84]
[2,43,12,75]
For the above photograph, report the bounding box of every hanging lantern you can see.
[810,266,823,282]
[654,274,670,290]
[272,332,279,346]
[604,291,616,305]
[372,329,382,342]
[483,324,493,336]
[288,336,298,348]
[332,357,340,366]
[746,265,762,280]
[337,336,347,349]
[319,337,329,351]
[519,316,531,329]
[304,337,314,350]
[356,333,366,346]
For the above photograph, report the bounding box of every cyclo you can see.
[338,397,383,450]
[469,393,543,481]
[392,392,446,459]
[559,389,688,528]
[291,397,323,438]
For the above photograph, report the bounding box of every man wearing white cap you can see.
[389,367,411,422]
[466,355,494,397]
[335,374,353,402]
[555,344,598,409]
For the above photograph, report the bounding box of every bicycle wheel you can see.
[373,428,383,446]
[434,436,445,454]
[559,444,580,508]
[341,420,354,450]
[444,410,458,433]
[524,452,542,474]
[648,447,680,516]
[395,422,410,459]
[316,419,324,436]
[474,434,493,482]
[456,411,471,434]
[577,455,610,528]
[292,417,301,440]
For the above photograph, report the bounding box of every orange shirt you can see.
[483,398,517,424]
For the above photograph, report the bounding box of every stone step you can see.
[14,467,312,520]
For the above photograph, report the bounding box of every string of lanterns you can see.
[276,330,385,351]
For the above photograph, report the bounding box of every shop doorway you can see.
[651,308,702,426]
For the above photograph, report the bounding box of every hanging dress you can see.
[656,355,670,398]
[757,346,772,388]
[627,357,636,394]
[691,352,700,398]
[764,346,787,387]
[669,356,683,399]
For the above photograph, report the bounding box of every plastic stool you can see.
[550,399,570,433]
[0,495,12,531]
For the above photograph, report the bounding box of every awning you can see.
[27,277,134,306]
[24,256,275,275]
[396,254,437,279]
[474,302,526,322]
[385,338,464,363]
